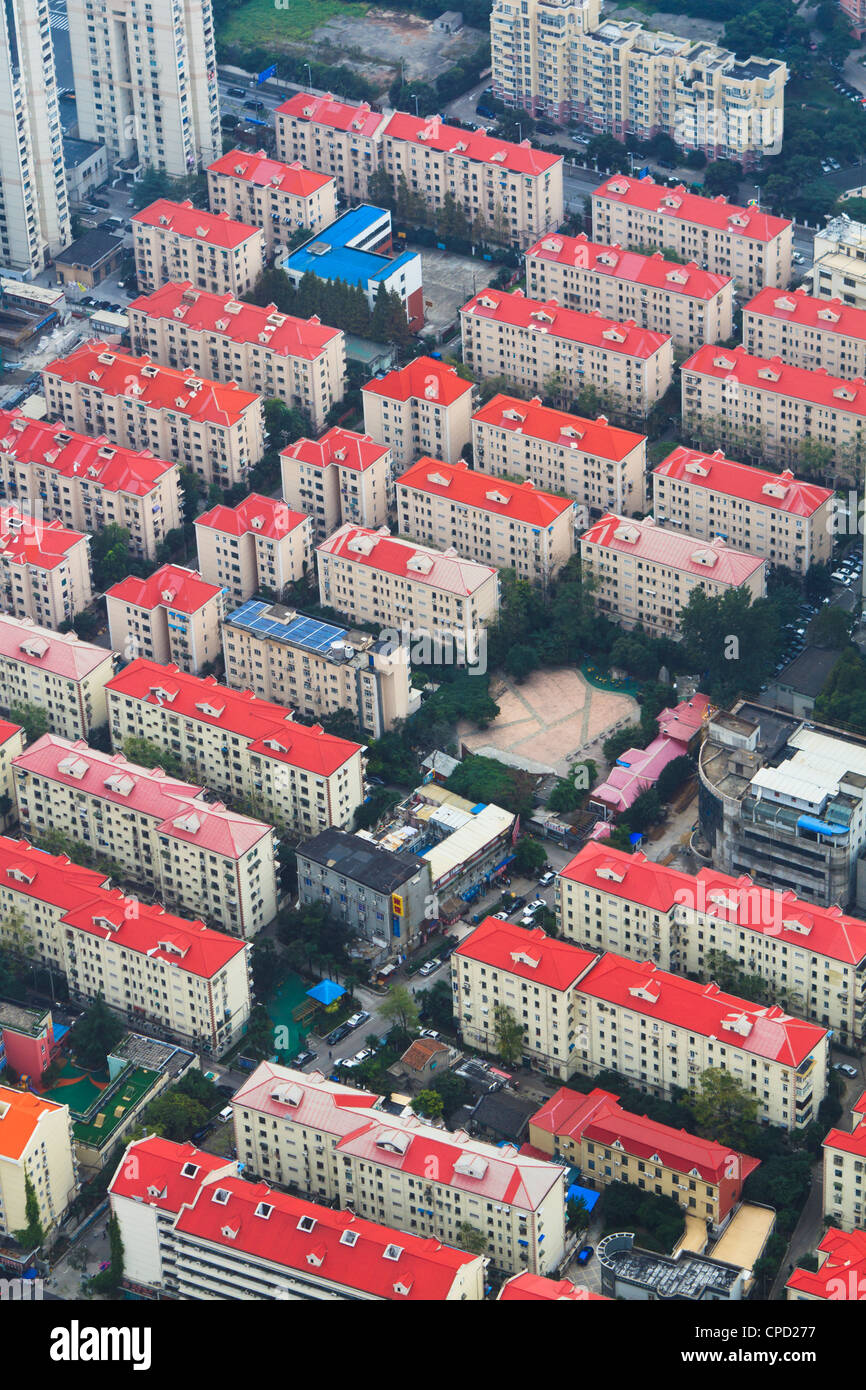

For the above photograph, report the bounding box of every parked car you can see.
[326,1022,352,1046]
[538,871,556,887]
[342,1048,374,1069]
[228,86,246,97]
[492,910,510,920]
[243,99,263,112]
[576,1245,595,1265]
[419,958,442,977]
[346,1010,371,1031]
[419,1029,440,1040]
[835,1063,859,1078]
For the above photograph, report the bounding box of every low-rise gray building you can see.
[765,645,840,719]
[296,828,433,961]
[598,1233,747,1301]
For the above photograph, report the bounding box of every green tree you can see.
[701,159,743,199]
[14,1173,45,1250]
[625,787,662,834]
[511,836,547,878]
[71,994,124,1071]
[494,1003,524,1066]
[566,1195,590,1233]
[142,1091,208,1142]
[379,984,420,1036]
[88,1212,125,1294]
[811,605,852,649]
[691,1067,760,1148]
[457,1221,488,1255]
[412,1088,445,1120]
[90,524,136,591]
[121,737,184,777]
[9,702,48,744]
[242,1004,276,1062]
[420,978,455,1033]
[655,755,695,803]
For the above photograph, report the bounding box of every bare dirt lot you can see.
[415,246,499,338]
[605,2,724,42]
[457,667,639,776]
[315,9,487,83]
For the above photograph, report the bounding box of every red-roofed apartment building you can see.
[0,1085,77,1241]
[787,1227,866,1300]
[361,356,474,474]
[461,288,674,416]
[396,457,575,587]
[281,428,392,544]
[471,393,647,517]
[12,733,278,937]
[744,286,866,379]
[651,445,834,574]
[526,233,735,352]
[132,199,265,297]
[0,613,116,741]
[231,1060,567,1274]
[529,1086,758,1231]
[276,95,564,248]
[0,410,182,562]
[557,841,866,1044]
[207,148,338,256]
[0,718,24,829]
[105,564,226,674]
[823,1092,866,1232]
[452,918,830,1129]
[591,175,793,298]
[0,504,92,630]
[109,1134,486,1301]
[680,342,866,469]
[498,1271,610,1300]
[316,524,500,656]
[579,511,766,637]
[194,494,312,607]
[42,342,265,489]
[105,658,365,837]
[128,282,346,433]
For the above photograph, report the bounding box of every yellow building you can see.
[361,357,474,475]
[0,614,116,742]
[281,429,393,545]
[132,200,265,298]
[0,1087,78,1242]
[823,1093,866,1232]
[105,564,226,674]
[194,494,312,609]
[207,149,338,258]
[744,286,866,378]
[0,505,92,631]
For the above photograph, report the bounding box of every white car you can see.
[538,871,556,886]
[527,898,545,912]
[834,1063,859,1079]
[341,1049,374,1069]
[418,1029,440,1040]
[419,958,442,977]
[493,910,510,920]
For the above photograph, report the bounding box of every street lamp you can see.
[305,63,312,91]
[413,95,420,117]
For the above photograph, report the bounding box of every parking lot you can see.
[414,246,500,339]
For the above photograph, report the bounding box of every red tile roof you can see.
[132,199,262,250]
[681,343,866,413]
[13,734,272,859]
[43,342,261,428]
[399,457,574,526]
[129,281,342,361]
[528,233,731,299]
[530,1087,759,1196]
[0,1085,66,1160]
[207,149,334,197]
[105,563,223,615]
[462,287,670,358]
[653,445,833,517]
[195,493,309,541]
[316,523,497,597]
[786,1228,866,1299]
[0,718,22,747]
[277,93,388,140]
[498,1271,610,1300]
[106,658,363,777]
[560,841,866,966]
[580,511,765,585]
[383,111,561,177]
[62,886,246,978]
[362,355,473,407]
[745,286,866,342]
[823,1120,866,1159]
[0,409,178,497]
[578,952,828,1066]
[281,426,390,473]
[472,393,646,463]
[455,919,598,991]
[0,613,114,681]
[108,1135,234,1212]
[0,505,86,572]
[593,175,792,243]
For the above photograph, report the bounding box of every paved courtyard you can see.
[457,667,640,776]
[415,246,499,338]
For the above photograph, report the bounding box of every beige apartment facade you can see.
[105,565,226,674]
[807,216,866,311]
[207,149,338,257]
[557,842,866,1045]
[526,234,735,353]
[579,512,767,637]
[42,343,265,490]
[651,446,834,575]
[132,200,265,298]
[461,288,674,417]
[471,394,647,517]
[361,358,474,475]
[743,287,866,378]
[396,457,575,586]
[0,507,92,630]
[0,1088,77,1241]
[12,735,278,939]
[823,1095,866,1232]
[0,410,182,563]
[232,1062,568,1276]
[280,429,393,545]
[680,344,866,470]
[276,96,390,201]
[316,525,500,656]
[221,600,414,739]
[0,615,116,740]
[591,176,793,299]
[194,495,312,608]
[105,659,366,839]
[128,282,346,434]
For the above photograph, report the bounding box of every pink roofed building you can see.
[590,692,710,819]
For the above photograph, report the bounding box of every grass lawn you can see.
[218,0,369,47]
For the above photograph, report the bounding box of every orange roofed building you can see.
[0,1085,78,1242]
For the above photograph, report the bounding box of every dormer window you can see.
[255,1202,273,1219]
[340,1229,359,1247]
[383,1244,403,1261]
[180,1162,200,1179]
[297,1215,317,1233]
[211,1188,230,1205]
